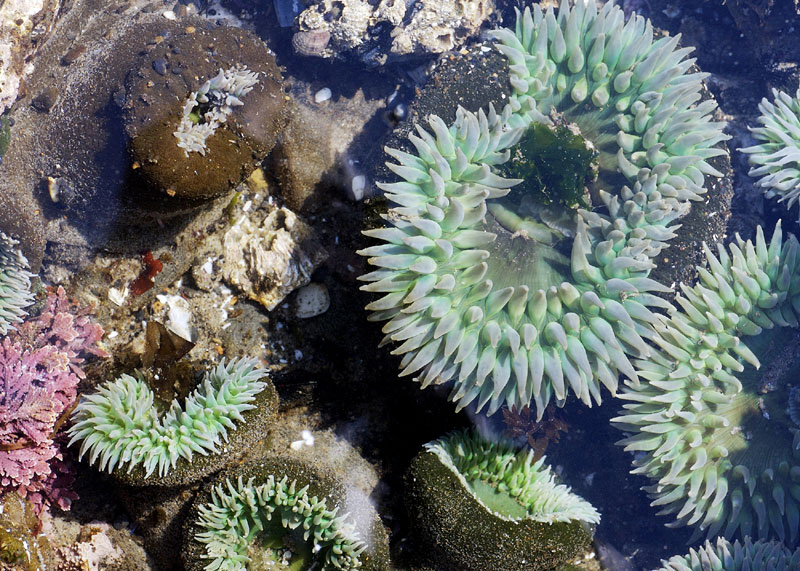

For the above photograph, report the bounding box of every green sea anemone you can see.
[68,357,276,482]
[659,537,800,571]
[359,0,728,417]
[405,428,598,570]
[0,230,34,335]
[740,87,800,220]
[182,458,390,571]
[613,222,800,545]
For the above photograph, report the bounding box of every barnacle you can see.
[359,0,728,417]
[0,230,34,335]
[405,428,599,570]
[613,222,800,545]
[67,357,276,481]
[740,87,800,220]
[659,537,800,571]
[182,458,390,571]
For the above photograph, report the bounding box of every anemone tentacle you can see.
[740,87,800,220]
[193,473,367,570]
[0,230,35,335]
[613,222,800,545]
[360,0,728,418]
[68,357,270,478]
[659,536,800,571]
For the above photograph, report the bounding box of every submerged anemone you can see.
[740,87,800,220]
[405,428,598,570]
[659,536,800,571]
[0,230,34,335]
[359,0,728,417]
[67,357,278,485]
[182,458,390,571]
[613,222,800,545]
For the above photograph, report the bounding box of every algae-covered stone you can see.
[405,429,598,571]
[0,492,53,570]
[125,25,287,201]
[182,457,391,571]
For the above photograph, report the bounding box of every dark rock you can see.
[152,57,167,75]
[30,87,59,112]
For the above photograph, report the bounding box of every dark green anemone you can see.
[359,0,728,417]
[659,537,800,571]
[405,429,598,570]
[183,458,390,571]
[613,222,800,545]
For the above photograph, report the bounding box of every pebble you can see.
[152,58,167,75]
[314,87,332,103]
[350,175,367,201]
[294,283,330,318]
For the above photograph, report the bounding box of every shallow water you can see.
[1,0,800,569]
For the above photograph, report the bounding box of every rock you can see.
[271,88,385,211]
[222,205,327,311]
[295,0,495,64]
[124,25,288,201]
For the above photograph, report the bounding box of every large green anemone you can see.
[405,428,598,570]
[740,87,800,220]
[359,0,728,417]
[183,459,390,571]
[68,357,275,481]
[613,222,800,545]
[0,230,34,335]
[659,537,800,571]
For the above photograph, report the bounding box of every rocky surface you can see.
[294,0,496,65]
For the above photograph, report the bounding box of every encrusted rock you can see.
[222,205,327,310]
[295,0,494,63]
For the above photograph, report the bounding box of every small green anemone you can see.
[613,222,800,545]
[0,230,34,335]
[359,0,728,417]
[405,429,598,570]
[740,87,800,220]
[68,357,274,481]
[183,459,390,571]
[659,537,800,571]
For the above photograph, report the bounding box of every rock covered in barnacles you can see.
[124,26,287,201]
[222,205,327,310]
[295,0,494,64]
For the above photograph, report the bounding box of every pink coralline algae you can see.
[0,287,106,513]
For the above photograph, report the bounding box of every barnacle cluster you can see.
[613,222,800,545]
[0,230,34,335]
[405,429,598,570]
[173,65,260,157]
[740,87,800,220]
[359,0,728,417]
[659,537,800,571]
[68,357,272,479]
